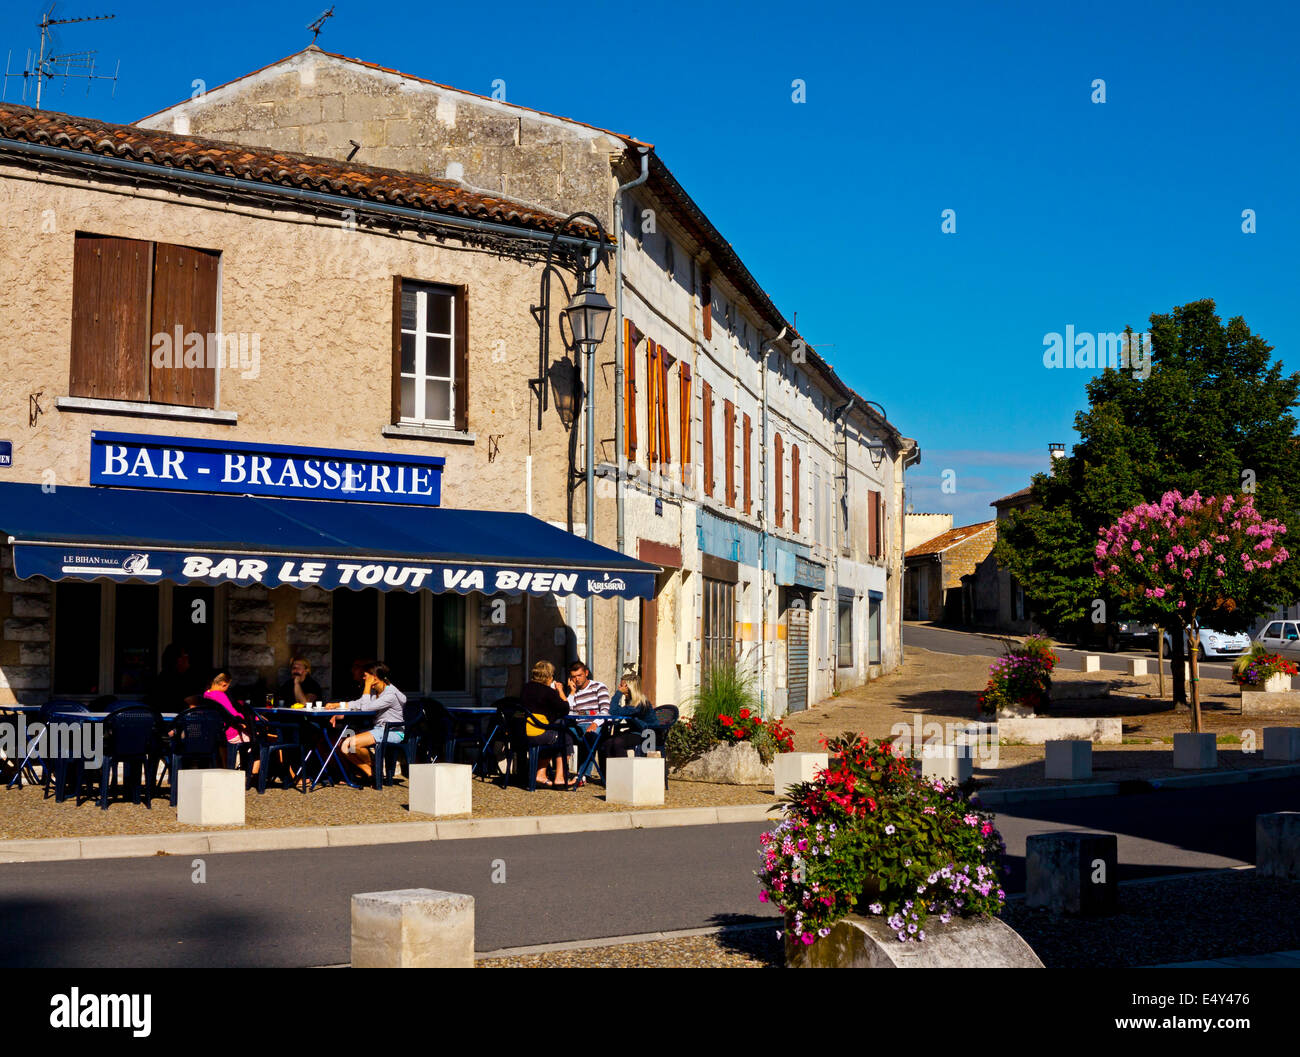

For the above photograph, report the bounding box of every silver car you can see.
[1255,619,1300,659]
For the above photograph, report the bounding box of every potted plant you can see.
[1233,645,1297,693]
[976,636,1056,717]
[757,733,1007,951]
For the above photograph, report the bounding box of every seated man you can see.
[277,655,322,706]
[566,660,611,769]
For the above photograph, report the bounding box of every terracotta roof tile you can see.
[904,520,998,558]
[0,102,604,240]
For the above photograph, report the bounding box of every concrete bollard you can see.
[773,752,829,799]
[1127,657,1148,677]
[1080,655,1101,672]
[1173,732,1217,769]
[408,763,472,817]
[1263,727,1300,762]
[921,744,972,784]
[1256,813,1300,880]
[1026,831,1117,916]
[606,754,665,806]
[1044,740,1092,780]
[351,889,474,968]
[176,769,245,826]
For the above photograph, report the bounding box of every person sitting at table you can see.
[598,670,658,781]
[330,662,407,782]
[522,660,578,789]
[150,643,205,712]
[276,655,322,706]
[203,669,257,771]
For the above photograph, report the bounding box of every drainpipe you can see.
[759,326,788,718]
[613,147,650,678]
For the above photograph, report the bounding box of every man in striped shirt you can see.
[566,661,610,719]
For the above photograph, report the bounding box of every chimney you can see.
[1049,443,1065,465]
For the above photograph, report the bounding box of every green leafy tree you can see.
[995,300,1300,704]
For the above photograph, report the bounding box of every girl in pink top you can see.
[204,671,247,744]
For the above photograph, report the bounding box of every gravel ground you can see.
[0,773,776,841]
[476,870,1300,968]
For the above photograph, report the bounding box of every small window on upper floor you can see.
[393,278,468,431]
[664,238,675,282]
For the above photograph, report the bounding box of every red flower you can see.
[739,708,751,719]
[735,729,747,739]
[720,715,733,726]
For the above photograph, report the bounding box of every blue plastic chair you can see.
[371,704,423,790]
[167,706,227,807]
[82,705,160,809]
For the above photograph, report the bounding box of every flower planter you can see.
[1242,673,1293,693]
[670,741,773,785]
[784,913,1043,968]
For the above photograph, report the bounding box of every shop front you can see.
[0,432,657,707]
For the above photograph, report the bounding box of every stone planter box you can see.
[786,913,1043,968]
[995,717,1122,745]
[1241,690,1300,716]
[1173,731,1217,770]
[1242,673,1292,693]
[671,742,773,786]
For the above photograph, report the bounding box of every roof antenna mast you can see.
[2,4,119,109]
[307,6,335,44]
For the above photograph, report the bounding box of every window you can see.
[665,239,676,282]
[702,381,715,496]
[658,348,672,468]
[70,232,220,408]
[724,399,736,507]
[742,412,752,514]
[624,319,639,460]
[837,594,854,668]
[679,363,692,486]
[702,577,735,676]
[333,588,469,699]
[647,341,660,468]
[792,444,801,534]
[393,278,467,430]
[53,582,218,697]
[774,433,785,527]
[868,489,883,557]
[701,278,712,341]
[868,595,882,665]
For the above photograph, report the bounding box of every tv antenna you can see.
[2,5,120,109]
[307,6,335,43]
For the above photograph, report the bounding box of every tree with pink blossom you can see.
[1095,491,1289,731]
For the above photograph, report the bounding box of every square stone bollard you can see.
[606,754,665,806]
[1080,655,1101,672]
[1044,739,1092,780]
[1263,727,1300,762]
[921,744,972,784]
[1173,732,1217,769]
[351,889,474,968]
[408,763,472,817]
[773,752,828,799]
[1026,831,1117,915]
[1256,813,1300,880]
[176,768,245,826]
[1127,658,1148,677]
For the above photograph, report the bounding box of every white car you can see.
[1162,627,1252,659]
[1255,619,1300,660]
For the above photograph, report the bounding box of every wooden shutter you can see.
[70,234,151,401]
[775,432,785,527]
[868,489,879,557]
[680,364,692,486]
[391,276,403,422]
[658,350,672,467]
[701,278,712,341]
[702,381,714,497]
[149,242,219,408]
[454,285,469,431]
[724,400,736,507]
[624,319,638,460]
[646,341,659,468]
[792,444,801,533]
[742,412,752,514]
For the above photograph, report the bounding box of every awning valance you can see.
[0,484,657,598]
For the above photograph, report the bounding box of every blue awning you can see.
[0,483,658,598]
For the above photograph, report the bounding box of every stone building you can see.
[45,45,920,717]
[903,521,997,624]
[0,103,653,707]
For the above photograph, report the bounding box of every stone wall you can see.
[0,547,50,704]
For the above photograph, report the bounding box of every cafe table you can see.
[562,713,626,783]
[260,705,381,789]
[2,705,179,789]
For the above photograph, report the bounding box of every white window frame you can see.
[399,282,456,428]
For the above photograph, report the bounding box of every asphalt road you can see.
[0,777,1294,967]
[903,623,1235,679]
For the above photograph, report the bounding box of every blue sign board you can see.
[0,441,10,467]
[90,431,444,506]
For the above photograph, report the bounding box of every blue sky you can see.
[4,0,1297,526]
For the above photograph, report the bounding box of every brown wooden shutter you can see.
[646,342,659,468]
[702,381,714,497]
[680,364,692,487]
[701,278,712,341]
[792,444,801,534]
[149,242,219,408]
[454,285,469,432]
[658,351,672,467]
[742,412,752,514]
[775,432,785,527]
[724,399,736,507]
[70,234,152,401]
[391,276,404,423]
[868,489,879,557]
[624,319,638,460]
